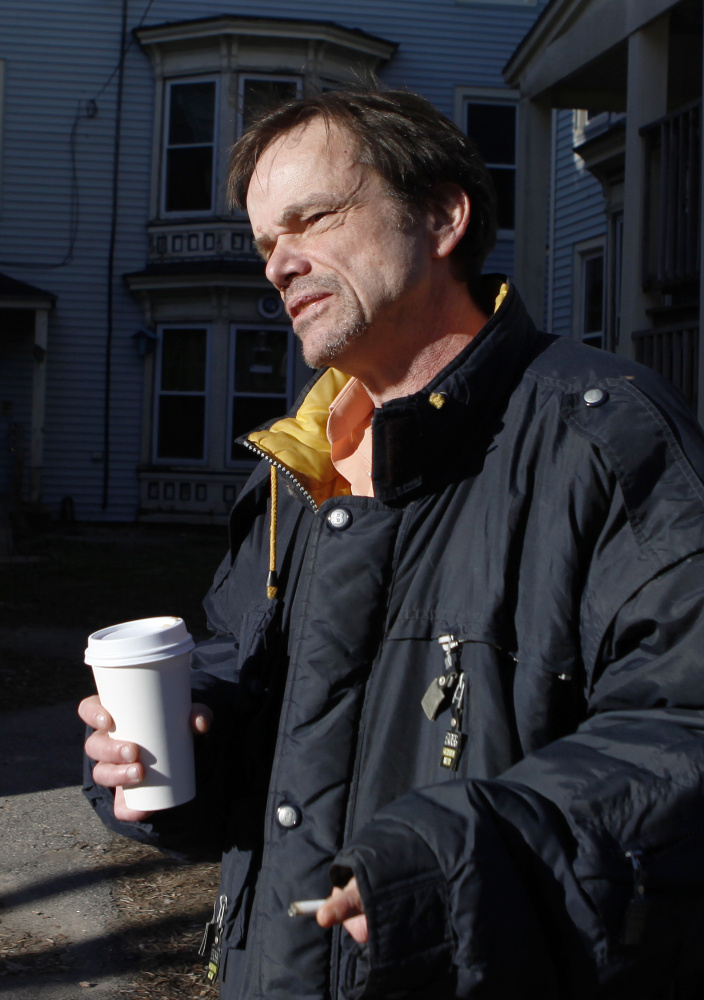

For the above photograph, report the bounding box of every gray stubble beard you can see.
[286,275,369,369]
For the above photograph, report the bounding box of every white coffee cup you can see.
[85,616,196,811]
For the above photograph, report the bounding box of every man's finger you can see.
[84,728,140,767]
[190,702,213,734]
[91,759,144,789]
[113,785,153,823]
[316,879,368,943]
[78,694,114,731]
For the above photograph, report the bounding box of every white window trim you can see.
[572,238,606,346]
[227,322,295,467]
[237,74,303,138]
[153,324,212,466]
[455,86,519,237]
[573,109,627,146]
[161,75,220,218]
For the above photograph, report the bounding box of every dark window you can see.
[581,252,605,349]
[155,328,208,461]
[240,77,300,134]
[230,327,291,458]
[164,80,216,213]
[465,102,517,231]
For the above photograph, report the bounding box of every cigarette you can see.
[288,898,328,917]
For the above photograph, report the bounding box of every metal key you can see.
[421,634,464,721]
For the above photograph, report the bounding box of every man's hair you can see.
[228,87,497,283]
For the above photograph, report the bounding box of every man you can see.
[82,89,704,999]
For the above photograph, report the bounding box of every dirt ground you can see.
[0,525,228,998]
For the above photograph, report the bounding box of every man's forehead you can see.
[252,120,359,186]
[247,119,367,215]
[270,116,356,156]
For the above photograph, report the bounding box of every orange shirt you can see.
[326,377,375,497]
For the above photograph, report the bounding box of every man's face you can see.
[246,118,433,371]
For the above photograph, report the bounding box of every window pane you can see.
[231,395,288,457]
[489,167,515,230]
[169,82,215,145]
[165,147,213,213]
[465,103,516,166]
[583,255,604,335]
[242,79,298,132]
[161,329,207,391]
[234,329,288,394]
[157,396,205,460]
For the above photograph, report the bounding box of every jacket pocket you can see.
[216,846,259,984]
[386,615,520,782]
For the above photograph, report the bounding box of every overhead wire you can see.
[1,0,159,271]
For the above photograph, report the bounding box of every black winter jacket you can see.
[86,281,704,999]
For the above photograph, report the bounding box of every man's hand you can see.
[78,694,212,823]
[316,877,369,944]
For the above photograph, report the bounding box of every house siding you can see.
[0,0,548,521]
[548,109,607,339]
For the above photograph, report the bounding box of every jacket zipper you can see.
[241,439,319,513]
[620,825,704,946]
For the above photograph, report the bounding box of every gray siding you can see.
[0,0,547,521]
[548,109,607,338]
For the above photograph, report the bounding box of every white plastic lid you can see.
[84,616,195,667]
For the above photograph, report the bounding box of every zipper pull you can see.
[421,635,463,721]
[200,893,228,983]
[439,634,462,678]
[621,850,649,947]
[440,671,467,770]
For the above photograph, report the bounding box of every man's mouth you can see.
[286,292,331,321]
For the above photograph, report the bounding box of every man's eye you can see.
[308,211,332,225]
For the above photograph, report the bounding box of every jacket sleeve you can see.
[332,384,704,999]
[333,553,704,999]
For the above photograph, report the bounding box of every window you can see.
[463,100,517,231]
[229,325,294,460]
[239,76,302,136]
[154,326,210,461]
[163,79,217,214]
[574,243,606,349]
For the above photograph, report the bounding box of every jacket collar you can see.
[242,277,544,507]
[371,277,542,502]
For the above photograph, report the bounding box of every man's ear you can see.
[426,183,471,259]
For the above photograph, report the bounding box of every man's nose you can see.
[265,236,311,290]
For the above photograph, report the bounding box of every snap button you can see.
[583,388,608,407]
[429,392,447,410]
[276,803,301,828]
[327,507,352,531]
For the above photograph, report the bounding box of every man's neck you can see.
[348,282,490,407]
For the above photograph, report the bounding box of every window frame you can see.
[573,238,607,350]
[455,86,519,236]
[227,322,295,466]
[161,75,220,218]
[152,323,212,466]
[236,74,303,138]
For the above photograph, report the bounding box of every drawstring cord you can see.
[267,464,278,599]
